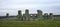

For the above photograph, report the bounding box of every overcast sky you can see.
[0,0,60,16]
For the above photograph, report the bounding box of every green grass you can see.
[0,19,60,27]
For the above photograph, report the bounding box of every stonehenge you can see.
[17,9,54,21]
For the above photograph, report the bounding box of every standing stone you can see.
[44,13,48,20]
[25,9,30,21]
[23,14,26,21]
[31,14,36,21]
[49,13,54,20]
[37,10,43,20]
[18,10,22,21]
[6,13,9,18]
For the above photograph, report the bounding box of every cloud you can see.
[0,0,60,16]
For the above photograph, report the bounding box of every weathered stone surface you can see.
[23,14,26,21]
[18,10,22,21]
[49,13,54,20]
[44,13,48,20]
[37,10,43,20]
[25,9,30,21]
[29,14,37,21]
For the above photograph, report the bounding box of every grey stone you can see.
[25,9,30,21]
[49,13,54,20]
[44,13,48,20]
[37,10,43,20]
[17,9,54,21]
[6,13,9,17]
[18,10,22,21]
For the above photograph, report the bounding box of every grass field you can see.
[0,18,60,27]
